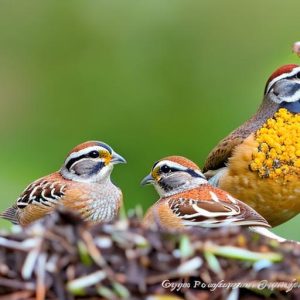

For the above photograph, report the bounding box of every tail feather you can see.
[249,226,286,243]
[0,206,19,224]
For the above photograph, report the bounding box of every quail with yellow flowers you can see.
[0,141,126,225]
[204,64,300,226]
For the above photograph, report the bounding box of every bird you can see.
[203,64,300,226]
[141,156,285,242]
[0,141,126,226]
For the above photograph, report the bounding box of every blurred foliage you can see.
[0,0,299,240]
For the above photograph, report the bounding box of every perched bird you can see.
[0,141,126,225]
[203,64,300,226]
[141,156,285,241]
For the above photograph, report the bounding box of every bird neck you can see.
[60,167,113,184]
[239,97,279,136]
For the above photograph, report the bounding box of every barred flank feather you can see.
[0,205,19,224]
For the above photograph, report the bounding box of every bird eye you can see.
[296,72,300,79]
[160,165,171,173]
[89,151,99,158]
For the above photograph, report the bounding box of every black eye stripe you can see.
[158,165,204,179]
[66,154,86,170]
[186,169,206,178]
[89,150,99,158]
[160,165,171,173]
[158,165,178,174]
[66,151,101,170]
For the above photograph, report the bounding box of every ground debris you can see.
[0,209,299,300]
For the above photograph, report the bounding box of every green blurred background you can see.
[0,0,299,240]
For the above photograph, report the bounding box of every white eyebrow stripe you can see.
[154,160,188,171]
[65,146,110,165]
[153,160,206,179]
[265,66,300,94]
[154,160,205,179]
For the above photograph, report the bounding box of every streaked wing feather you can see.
[168,191,269,228]
[169,198,240,226]
[203,113,267,173]
[17,179,66,209]
[203,135,245,173]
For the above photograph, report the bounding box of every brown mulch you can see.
[0,209,300,300]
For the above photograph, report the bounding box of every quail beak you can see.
[141,174,155,186]
[111,152,127,165]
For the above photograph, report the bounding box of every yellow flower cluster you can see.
[250,108,300,181]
